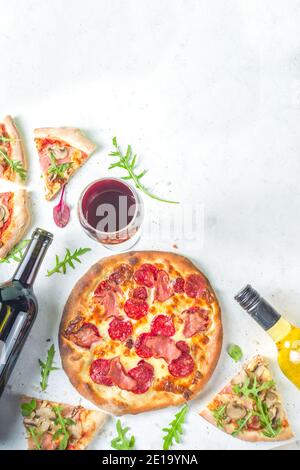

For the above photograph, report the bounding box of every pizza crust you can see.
[0,190,31,259]
[34,127,96,155]
[1,116,27,184]
[59,251,223,415]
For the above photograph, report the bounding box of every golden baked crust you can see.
[59,251,223,415]
[200,355,294,442]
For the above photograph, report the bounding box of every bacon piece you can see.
[109,357,137,391]
[64,315,84,337]
[134,264,158,288]
[144,336,181,363]
[109,264,133,285]
[132,286,148,300]
[151,315,175,337]
[182,307,210,338]
[69,323,100,348]
[108,318,132,342]
[154,270,174,302]
[135,333,153,358]
[41,432,58,450]
[90,358,113,386]
[184,274,207,299]
[168,353,195,378]
[128,360,154,394]
[124,298,148,320]
[94,280,121,318]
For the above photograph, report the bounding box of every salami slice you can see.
[108,318,133,342]
[135,333,153,358]
[128,360,154,394]
[173,277,185,293]
[168,353,195,378]
[124,298,148,320]
[134,264,158,288]
[90,358,113,386]
[176,341,190,354]
[70,323,100,349]
[151,315,175,337]
[184,274,207,299]
[109,264,133,285]
[132,286,148,300]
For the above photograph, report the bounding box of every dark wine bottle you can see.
[0,228,53,398]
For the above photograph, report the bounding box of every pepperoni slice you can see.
[109,264,133,285]
[184,274,207,299]
[134,264,158,288]
[168,353,195,378]
[151,315,175,337]
[132,286,148,300]
[108,318,133,342]
[135,333,153,358]
[128,360,154,394]
[70,323,100,349]
[90,359,113,386]
[124,298,148,320]
[173,277,185,293]
[176,341,190,354]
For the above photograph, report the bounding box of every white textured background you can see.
[0,0,299,450]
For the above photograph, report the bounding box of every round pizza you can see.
[59,251,222,415]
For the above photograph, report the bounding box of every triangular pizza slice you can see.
[200,356,293,442]
[21,396,107,450]
[0,115,27,184]
[34,127,96,200]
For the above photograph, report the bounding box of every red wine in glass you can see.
[78,178,144,250]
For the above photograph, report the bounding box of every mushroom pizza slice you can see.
[200,355,293,442]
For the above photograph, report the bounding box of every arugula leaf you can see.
[227,344,243,363]
[46,247,91,277]
[233,376,274,399]
[231,411,253,437]
[0,239,30,264]
[0,148,27,180]
[21,399,37,417]
[162,404,188,450]
[48,151,73,179]
[109,137,179,204]
[28,427,42,450]
[111,419,135,450]
[39,344,58,391]
[0,136,19,142]
[52,406,75,450]
[212,404,227,429]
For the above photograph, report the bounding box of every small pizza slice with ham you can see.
[21,396,107,450]
[200,356,293,442]
[0,190,30,260]
[34,127,96,200]
[0,115,27,184]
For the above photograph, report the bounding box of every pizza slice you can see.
[0,115,27,183]
[21,396,107,450]
[200,355,293,442]
[34,127,97,200]
[0,190,30,260]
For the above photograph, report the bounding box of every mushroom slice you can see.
[0,204,9,228]
[265,391,278,408]
[226,402,247,421]
[50,146,68,161]
[231,370,247,385]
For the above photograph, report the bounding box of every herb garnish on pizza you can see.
[0,115,27,183]
[200,356,293,442]
[34,127,96,200]
[59,251,222,415]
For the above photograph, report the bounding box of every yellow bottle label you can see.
[268,317,292,343]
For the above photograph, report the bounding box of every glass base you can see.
[101,228,142,252]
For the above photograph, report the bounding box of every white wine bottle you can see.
[0,228,53,398]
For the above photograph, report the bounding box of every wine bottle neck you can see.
[12,228,53,288]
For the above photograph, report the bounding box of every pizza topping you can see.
[124,298,148,320]
[184,273,207,298]
[70,323,100,349]
[90,358,113,386]
[144,336,181,363]
[109,264,133,284]
[247,415,262,431]
[64,315,84,336]
[173,277,185,293]
[132,286,148,300]
[176,341,190,354]
[182,307,210,338]
[128,360,154,394]
[154,270,174,302]
[94,279,120,296]
[134,263,158,288]
[135,333,153,358]
[94,280,121,318]
[109,357,137,391]
[226,403,247,421]
[0,203,9,229]
[151,315,175,337]
[108,318,133,342]
[168,353,195,378]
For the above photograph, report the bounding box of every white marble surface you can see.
[0,0,300,450]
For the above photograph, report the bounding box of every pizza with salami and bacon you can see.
[59,251,222,415]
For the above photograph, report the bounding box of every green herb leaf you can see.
[48,151,73,179]
[28,427,42,450]
[162,404,188,450]
[0,239,30,264]
[111,419,135,450]
[52,406,75,450]
[39,344,58,392]
[212,404,227,429]
[21,399,37,417]
[227,344,243,363]
[0,148,27,181]
[0,136,19,142]
[108,137,179,204]
[232,411,254,437]
[46,247,91,277]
